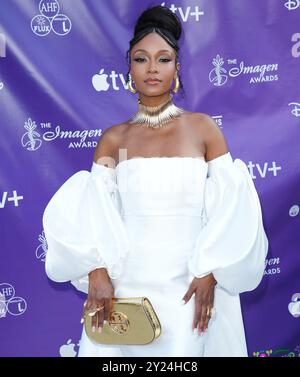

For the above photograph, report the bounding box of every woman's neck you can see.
[138,93,171,107]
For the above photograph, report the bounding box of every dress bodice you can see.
[114,157,208,217]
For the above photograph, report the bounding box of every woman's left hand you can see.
[182,273,217,335]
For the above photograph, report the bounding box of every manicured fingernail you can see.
[98,326,102,333]
[80,318,84,324]
[88,311,96,317]
[92,326,96,332]
[181,299,186,305]
[200,331,204,337]
[103,320,107,325]
[193,328,198,335]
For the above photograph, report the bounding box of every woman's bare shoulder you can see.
[103,121,130,136]
[185,111,221,134]
[183,112,229,160]
[185,111,213,122]
[93,122,129,167]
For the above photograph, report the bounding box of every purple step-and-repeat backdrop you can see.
[0,0,300,357]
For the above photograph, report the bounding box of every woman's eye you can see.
[134,58,145,62]
[133,57,171,63]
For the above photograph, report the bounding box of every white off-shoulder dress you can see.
[42,152,269,357]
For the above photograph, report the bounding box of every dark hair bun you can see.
[134,5,182,41]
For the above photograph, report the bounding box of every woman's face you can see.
[130,32,179,96]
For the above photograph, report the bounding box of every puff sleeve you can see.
[42,162,130,293]
[187,152,269,295]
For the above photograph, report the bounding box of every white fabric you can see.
[42,162,131,288]
[43,152,269,357]
[188,153,269,294]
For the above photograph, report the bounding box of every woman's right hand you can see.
[81,268,115,332]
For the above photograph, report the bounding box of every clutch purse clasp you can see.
[84,296,162,345]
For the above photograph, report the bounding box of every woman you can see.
[43,5,269,357]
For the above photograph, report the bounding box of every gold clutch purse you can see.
[84,297,162,345]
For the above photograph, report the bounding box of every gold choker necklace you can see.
[129,95,184,129]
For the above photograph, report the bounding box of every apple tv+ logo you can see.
[92,68,129,92]
[59,339,79,357]
[288,293,300,318]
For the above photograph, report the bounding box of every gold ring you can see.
[207,307,215,317]
[84,306,105,317]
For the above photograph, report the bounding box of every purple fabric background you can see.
[0,0,299,357]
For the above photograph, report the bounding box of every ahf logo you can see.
[31,0,72,37]
[0,283,27,318]
[284,0,300,10]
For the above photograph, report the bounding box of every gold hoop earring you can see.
[128,74,137,94]
[172,76,180,94]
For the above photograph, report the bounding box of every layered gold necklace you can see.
[128,95,184,129]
